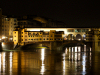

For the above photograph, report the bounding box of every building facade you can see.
[13,28,64,45]
[2,16,18,41]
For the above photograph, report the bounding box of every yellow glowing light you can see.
[2,43,4,46]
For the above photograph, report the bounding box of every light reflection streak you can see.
[62,53,66,75]
[78,53,81,61]
[69,47,71,52]
[78,46,81,52]
[75,47,77,52]
[90,47,91,51]
[40,48,45,75]
[10,52,12,75]
[65,48,67,54]
[3,52,5,73]
[72,47,73,52]
[75,53,77,61]
[84,45,86,52]
[82,54,86,75]
[0,53,1,74]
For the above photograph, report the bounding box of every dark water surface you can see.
[0,46,100,75]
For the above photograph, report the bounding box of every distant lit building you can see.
[86,28,100,42]
[13,28,64,45]
[1,15,18,41]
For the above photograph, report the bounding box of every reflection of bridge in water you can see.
[20,40,91,52]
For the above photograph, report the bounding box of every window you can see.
[33,33,35,35]
[43,35,46,37]
[75,29,81,32]
[15,36,16,37]
[22,39,23,41]
[14,18,16,22]
[67,29,74,32]
[22,36,23,37]
[47,38,48,40]
[22,32,23,34]
[25,39,27,41]
[14,40,16,41]
[31,39,33,40]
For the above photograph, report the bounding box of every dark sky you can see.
[0,0,100,27]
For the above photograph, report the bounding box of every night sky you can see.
[0,0,100,27]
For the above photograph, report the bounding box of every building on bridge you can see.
[13,28,64,45]
[13,27,91,46]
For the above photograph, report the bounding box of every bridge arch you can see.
[76,34,82,40]
[67,34,75,40]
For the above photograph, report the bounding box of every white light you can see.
[9,38,13,40]
[0,39,1,40]
[2,37,5,39]
[83,35,86,37]
[2,43,4,46]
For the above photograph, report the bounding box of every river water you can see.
[0,45,100,75]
